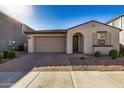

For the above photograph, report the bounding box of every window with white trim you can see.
[97,32,107,45]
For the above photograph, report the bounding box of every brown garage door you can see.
[34,36,66,53]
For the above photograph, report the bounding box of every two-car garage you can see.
[27,31,67,53]
[34,36,66,53]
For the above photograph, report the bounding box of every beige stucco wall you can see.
[67,21,120,54]
[93,47,113,54]
[28,35,34,53]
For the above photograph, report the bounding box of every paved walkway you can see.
[10,71,124,88]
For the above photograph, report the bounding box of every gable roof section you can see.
[25,20,122,34]
[106,13,124,24]
[67,20,122,31]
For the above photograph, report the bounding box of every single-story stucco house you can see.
[25,20,122,54]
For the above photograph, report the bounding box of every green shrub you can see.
[94,51,101,57]
[3,50,9,58]
[109,49,118,59]
[7,51,16,59]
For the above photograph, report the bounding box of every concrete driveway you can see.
[0,53,71,87]
[0,54,71,72]
[0,54,124,88]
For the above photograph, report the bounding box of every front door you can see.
[73,35,78,52]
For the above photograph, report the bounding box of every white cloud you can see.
[0,5,33,23]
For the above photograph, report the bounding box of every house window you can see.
[113,17,122,28]
[21,24,27,33]
[97,32,107,45]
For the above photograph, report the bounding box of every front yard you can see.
[69,54,124,71]
[0,51,124,71]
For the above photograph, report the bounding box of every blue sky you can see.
[1,5,124,30]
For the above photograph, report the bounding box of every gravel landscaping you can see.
[69,54,124,71]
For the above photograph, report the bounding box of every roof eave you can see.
[25,31,67,34]
[106,13,124,24]
[67,20,122,31]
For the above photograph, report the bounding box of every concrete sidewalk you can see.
[11,71,124,88]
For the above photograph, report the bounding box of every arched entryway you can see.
[73,32,84,53]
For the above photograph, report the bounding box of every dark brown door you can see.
[73,36,78,52]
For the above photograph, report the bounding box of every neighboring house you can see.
[107,14,124,46]
[25,20,121,54]
[0,11,34,51]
